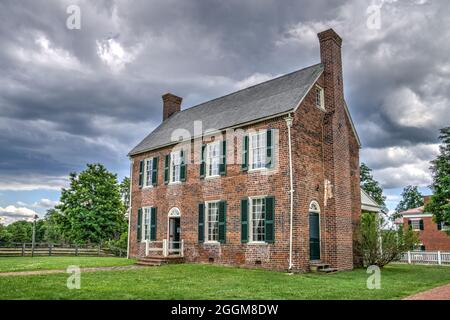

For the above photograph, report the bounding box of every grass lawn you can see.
[0,260,449,300]
[0,256,135,273]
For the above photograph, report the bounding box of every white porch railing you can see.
[399,251,450,266]
[144,239,184,257]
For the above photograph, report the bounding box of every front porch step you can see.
[136,256,185,267]
[309,261,334,273]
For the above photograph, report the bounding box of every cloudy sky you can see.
[0,0,449,224]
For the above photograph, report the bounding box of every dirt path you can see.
[0,265,143,277]
[404,283,450,300]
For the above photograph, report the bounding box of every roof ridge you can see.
[176,63,323,115]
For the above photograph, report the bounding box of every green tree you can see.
[360,163,387,208]
[0,223,11,243]
[394,186,424,218]
[119,177,130,213]
[57,164,126,244]
[5,221,33,243]
[425,127,450,233]
[359,212,419,268]
[43,208,67,243]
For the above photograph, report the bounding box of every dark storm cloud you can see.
[0,0,448,192]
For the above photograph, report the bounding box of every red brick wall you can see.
[318,29,358,270]
[129,29,360,272]
[403,217,450,251]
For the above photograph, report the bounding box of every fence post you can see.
[22,243,25,256]
[181,239,184,257]
[407,251,411,264]
[438,251,442,265]
[49,244,52,256]
[98,245,101,256]
[163,239,168,257]
[75,245,79,256]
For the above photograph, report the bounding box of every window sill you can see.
[247,241,268,245]
[204,241,220,245]
[142,185,154,190]
[168,181,182,186]
[205,175,220,180]
[248,167,269,173]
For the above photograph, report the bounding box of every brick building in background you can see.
[396,196,450,251]
[127,29,361,272]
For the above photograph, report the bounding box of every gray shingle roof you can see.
[129,63,324,156]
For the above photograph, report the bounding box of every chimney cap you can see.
[318,28,342,47]
[162,93,183,102]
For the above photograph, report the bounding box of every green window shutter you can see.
[242,135,249,171]
[438,222,442,231]
[220,141,227,176]
[266,129,274,169]
[138,160,144,188]
[265,196,275,243]
[408,220,412,230]
[180,150,187,182]
[164,154,170,184]
[198,203,205,243]
[200,144,206,178]
[152,157,158,187]
[137,208,142,242]
[218,201,227,244]
[241,199,249,243]
[420,219,424,231]
[150,207,157,241]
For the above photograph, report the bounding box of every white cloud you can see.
[234,73,280,90]
[0,205,38,225]
[11,34,85,72]
[382,87,448,128]
[96,38,141,73]
[32,199,60,209]
[362,143,439,170]
[0,175,68,191]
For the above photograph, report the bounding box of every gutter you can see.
[285,114,294,270]
[126,158,133,259]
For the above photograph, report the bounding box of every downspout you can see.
[126,158,133,259]
[285,114,294,270]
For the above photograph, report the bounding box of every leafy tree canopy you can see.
[394,186,424,217]
[57,163,126,244]
[360,163,387,208]
[425,127,450,232]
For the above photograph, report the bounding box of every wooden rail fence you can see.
[0,243,126,257]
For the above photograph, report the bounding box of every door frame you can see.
[308,200,321,261]
[167,207,181,249]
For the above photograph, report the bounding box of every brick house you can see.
[396,196,450,251]
[127,29,361,272]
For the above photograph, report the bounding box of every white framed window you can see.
[411,219,421,231]
[315,85,325,110]
[249,131,266,170]
[170,151,181,183]
[250,197,266,242]
[205,201,220,242]
[206,141,221,177]
[142,207,152,241]
[144,158,153,187]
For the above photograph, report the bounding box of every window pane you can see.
[207,142,220,177]
[207,202,219,241]
[251,198,265,242]
[145,159,152,186]
[251,132,266,170]
[144,209,151,240]
[171,152,181,182]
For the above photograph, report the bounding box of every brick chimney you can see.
[162,93,182,121]
[318,29,344,113]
